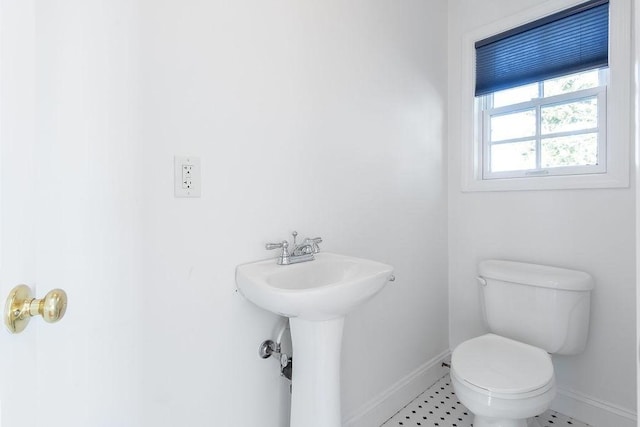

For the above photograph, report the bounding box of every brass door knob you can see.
[4,284,68,334]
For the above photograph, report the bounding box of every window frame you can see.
[480,78,607,180]
[460,0,631,192]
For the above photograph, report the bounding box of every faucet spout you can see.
[292,237,322,257]
[266,232,322,265]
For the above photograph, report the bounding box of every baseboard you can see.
[342,351,637,427]
[342,350,451,427]
[551,386,637,427]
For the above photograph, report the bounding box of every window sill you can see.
[462,170,629,192]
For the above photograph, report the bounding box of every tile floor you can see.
[382,375,590,427]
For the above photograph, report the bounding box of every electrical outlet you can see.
[182,164,193,189]
[174,156,201,198]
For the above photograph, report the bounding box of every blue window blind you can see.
[475,0,609,96]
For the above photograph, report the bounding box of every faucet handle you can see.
[265,240,289,251]
[307,237,322,253]
[265,240,291,265]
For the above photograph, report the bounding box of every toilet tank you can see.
[478,260,594,355]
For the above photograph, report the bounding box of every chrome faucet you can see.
[266,231,322,265]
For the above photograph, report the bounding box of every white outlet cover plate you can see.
[174,155,201,198]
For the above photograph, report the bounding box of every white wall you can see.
[135,1,449,426]
[0,1,449,425]
[448,0,637,423]
[1,1,447,426]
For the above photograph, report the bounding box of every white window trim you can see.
[460,0,631,192]
[482,85,607,179]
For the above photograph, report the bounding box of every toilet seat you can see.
[451,334,554,397]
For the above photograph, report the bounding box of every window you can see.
[480,68,607,179]
[460,0,631,191]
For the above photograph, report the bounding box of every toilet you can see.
[451,260,594,427]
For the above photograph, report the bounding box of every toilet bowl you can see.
[451,334,556,427]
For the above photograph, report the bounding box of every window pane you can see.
[493,83,539,108]
[541,134,598,168]
[543,69,601,97]
[541,97,597,134]
[490,141,536,172]
[491,109,536,141]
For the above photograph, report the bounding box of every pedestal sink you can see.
[236,252,394,427]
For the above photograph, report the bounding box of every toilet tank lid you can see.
[479,260,594,291]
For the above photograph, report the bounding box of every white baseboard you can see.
[342,350,451,427]
[341,349,636,427]
[551,386,637,427]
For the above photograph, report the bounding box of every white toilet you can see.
[451,260,594,427]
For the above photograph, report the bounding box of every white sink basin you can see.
[235,252,394,321]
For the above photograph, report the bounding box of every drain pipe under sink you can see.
[258,318,293,381]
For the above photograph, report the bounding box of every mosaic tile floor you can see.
[382,375,590,427]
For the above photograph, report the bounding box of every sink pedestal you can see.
[289,317,344,427]
[235,252,394,426]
